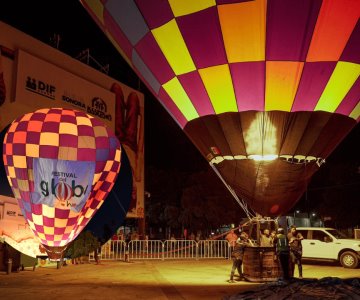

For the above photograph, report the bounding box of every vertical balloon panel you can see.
[81,0,360,217]
[2,108,121,259]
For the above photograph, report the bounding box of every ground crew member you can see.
[228,231,250,283]
[275,227,290,280]
[288,225,304,278]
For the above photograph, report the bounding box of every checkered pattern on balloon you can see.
[3,108,121,259]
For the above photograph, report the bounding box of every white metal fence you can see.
[89,240,231,261]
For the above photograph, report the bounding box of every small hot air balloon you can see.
[82,0,360,218]
[2,108,121,259]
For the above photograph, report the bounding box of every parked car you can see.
[295,227,360,269]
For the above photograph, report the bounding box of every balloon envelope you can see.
[84,144,132,244]
[82,0,360,216]
[0,125,12,196]
[2,108,121,258]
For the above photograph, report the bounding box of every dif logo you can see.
[40,179,88,206]
[26,76,56,100]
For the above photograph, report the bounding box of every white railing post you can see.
[196,242,199,260]
[162,242,165,261]
[89,239,231,262]
[125,242,130,262]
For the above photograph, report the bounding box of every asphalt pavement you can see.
[1,259,359,300]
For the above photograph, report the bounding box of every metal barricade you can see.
[91,240,127,261]
[89,239,231,261]
[164,240,197,260]
[128,240,163,260]
[198,240,230,259]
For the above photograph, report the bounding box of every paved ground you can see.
[0,259,359,300]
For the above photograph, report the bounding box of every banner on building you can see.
[1,25,145,220]
[14,50,116,128]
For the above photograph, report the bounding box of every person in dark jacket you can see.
[228,231,250,283]
[275,227,290,280]
[287,225,304,278]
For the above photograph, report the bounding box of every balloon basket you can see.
[240,216,283,282]
[243,247,282,282]
[43,245,67,261]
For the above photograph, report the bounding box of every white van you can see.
[295,227,360,269]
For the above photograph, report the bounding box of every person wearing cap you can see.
[275,227,290,280]
[287,225,304,278]
[228,231,250,283]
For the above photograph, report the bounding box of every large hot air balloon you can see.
[2,108,121,259]
[81,0,360,217]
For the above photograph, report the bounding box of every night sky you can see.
[0,1,206,171]
[1,1,359,223]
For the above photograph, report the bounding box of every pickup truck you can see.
[296,227,360,269]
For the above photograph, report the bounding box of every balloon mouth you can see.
[209,154,325,166]
[42,245,68,261]
[248,154,278,161]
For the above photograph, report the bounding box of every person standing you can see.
[288,225,304,278]
[94,246,101,265]
[260,229,272,247]
[228,231,250,283]
[270,230,277,246]
[275,227,290,281]
[225,229,238,254]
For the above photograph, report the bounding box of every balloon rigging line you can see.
[110,190,127,214]
[210,162,255,220]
